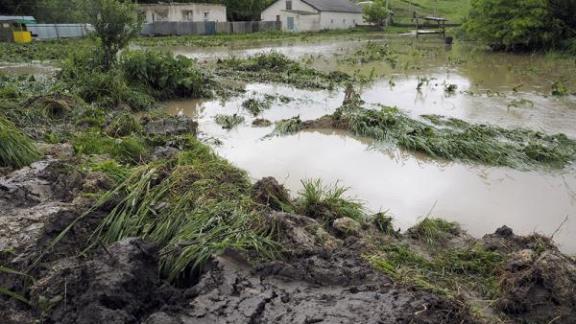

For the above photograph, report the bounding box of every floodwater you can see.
[165,36,576,253]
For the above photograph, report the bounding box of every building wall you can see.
[319,11,363,29]
[261,0,320,32]
[141,4,227,24]
[261,0,361,32]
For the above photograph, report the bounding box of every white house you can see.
[261,0,363,32]
[139,2,227,24]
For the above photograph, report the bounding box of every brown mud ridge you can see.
[2,156,576,323]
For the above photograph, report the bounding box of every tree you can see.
[465,0,576,51]
[85,0,142,69]
[363,0,390,28]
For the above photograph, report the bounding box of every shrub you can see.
[121,51,213,100]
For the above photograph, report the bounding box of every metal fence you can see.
[141,21,281,36]
[27,24,93,40]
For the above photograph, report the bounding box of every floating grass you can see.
[0,115,41,169]
[242,98,271,116]
[274,116,303,135]
[215,114,244,129]
[338,106,576,169]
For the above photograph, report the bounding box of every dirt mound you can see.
[31,238,169,324]
[251,177,293,211]
[484,227,576,323]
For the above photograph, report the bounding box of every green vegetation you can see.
[91,137,278,281]
[465,0,576,51]
[0,115,41,168]
[390,0,471,23]
[368,242,503,298]
[328,104,576,169]
[86,0,142,69]
[295,179,365,224]
[242,98,271,116]
[215,114,245,129]
[343,42,397,66]
[363,0,390,28]
[408,218,460,246]
[217,52,350,89]
[273,116,303,135]
[72,131,148,164]
[105,112,142,137]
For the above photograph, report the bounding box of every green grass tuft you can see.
[295,179,365,223]
[409,218,460,246]
[0,115,41,169]
[215,114,245,129]
[274,116,303,135]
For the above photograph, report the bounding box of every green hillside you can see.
[387,0,471,23]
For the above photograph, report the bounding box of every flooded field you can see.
[166,76,576,253]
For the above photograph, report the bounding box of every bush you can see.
[121,51,213,100]
[465,0,576,51]
[0,115,41,168]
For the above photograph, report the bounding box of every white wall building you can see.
[140,3,227,24]
[261,0,363,32]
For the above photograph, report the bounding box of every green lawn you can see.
[390,0,471,23]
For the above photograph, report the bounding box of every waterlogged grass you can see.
[242,98,271,116]
[295,179,365,223]
[91,137,278,281]
[341,42,397,66]
[217,52,350,89]
[0,39,95,63]
[274,116,303,135]
[215,114,244,129]
[0,115,41,168]
[409,218,460,246]
[368,243,503,299]
[334,105,576,169]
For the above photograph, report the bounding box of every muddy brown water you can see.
[165,37,576,254]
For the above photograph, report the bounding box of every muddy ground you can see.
[1,146,576,324]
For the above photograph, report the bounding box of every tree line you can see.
[0,0,275,22]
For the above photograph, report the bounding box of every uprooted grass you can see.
[242,98,271,116]
[0,115,41,168]
[217,52,350,89]
[295,179,365,224]
[215,114,245,129]
[368,242,504,299]
[72,131,148,164]
[273,116,303,135]
[90,137,278,281]
[332,105,576,169]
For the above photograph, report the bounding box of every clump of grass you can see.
[217,52,349,89]
[105,112,142,137]
[0,115,41,168]
[408,218,461,246]
[372,212,396,235]
[86,160,132,185]
[121,50,214,100]
[215,114,244,129]
[295,179,365,223]
[274,116,303,135]
[343,41,397,66]
[72,131,148,164]
[91,138,278,281]
[337,105,576,169]
[551,81,569,96]
[368,243,503,299]
[242,98,271,116]
[444,83,458,95]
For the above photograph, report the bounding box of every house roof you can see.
[301,0,362,13]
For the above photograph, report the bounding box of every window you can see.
[276,15,281,22]
[353,19,356,24]
[331,19,334,24]
[286,1,292,10]
[183,10,194,21]
[343,19,346,23]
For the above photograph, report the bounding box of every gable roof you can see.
[301,0,362,13]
